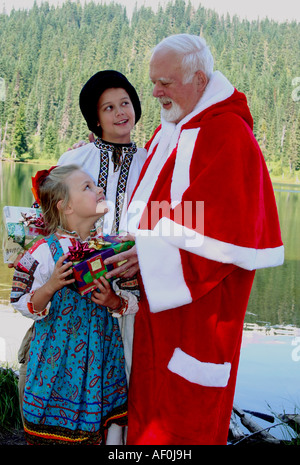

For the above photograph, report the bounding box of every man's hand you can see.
[68,132,95,150]
[88,132,95,143]
[105,244,139,279]
[68,140,87,150]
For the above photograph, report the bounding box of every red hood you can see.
[184,88,253,131]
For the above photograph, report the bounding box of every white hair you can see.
[152,33,214,83]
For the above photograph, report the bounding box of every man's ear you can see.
[196,70,208,94]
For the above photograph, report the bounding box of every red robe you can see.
[125,72,284,445]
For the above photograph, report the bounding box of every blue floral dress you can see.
[11,234,127,445]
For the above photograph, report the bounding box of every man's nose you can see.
[152,83,164,98]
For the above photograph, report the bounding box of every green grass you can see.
[0,366,22,431]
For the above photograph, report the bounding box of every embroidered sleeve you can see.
[111,275,140,317]
[10,244,54,321]
[26,290,51,318]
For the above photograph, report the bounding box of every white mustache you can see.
[158,97,173,105]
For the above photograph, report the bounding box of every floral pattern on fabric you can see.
[19,234,127,445]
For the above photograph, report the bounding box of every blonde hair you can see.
[39,164,81,235]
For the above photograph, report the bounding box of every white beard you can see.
[159,98,183,123]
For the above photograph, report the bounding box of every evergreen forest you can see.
[0,0,299,181]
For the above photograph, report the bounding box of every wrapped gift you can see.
[69,236,135,296]
[2,206,46,263]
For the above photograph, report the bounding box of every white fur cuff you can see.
[168,347,231,388]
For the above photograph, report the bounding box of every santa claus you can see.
[105,33,284,445]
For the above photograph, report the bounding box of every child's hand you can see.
[7,252,25,269]
[30,254,75,314]
[91,276,121,310]
[46,254,75,295]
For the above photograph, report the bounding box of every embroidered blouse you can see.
[58,140,147,235]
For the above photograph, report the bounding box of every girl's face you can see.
[97,88,135,144]
[64,170,108,221]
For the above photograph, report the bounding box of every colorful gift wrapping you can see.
[2,206,46,263]
[69,235,135,296]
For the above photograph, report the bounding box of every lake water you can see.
[234,182,300,440]
[0,161,299,440]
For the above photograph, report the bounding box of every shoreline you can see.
[271,177,300,186]
[1,158,300,186]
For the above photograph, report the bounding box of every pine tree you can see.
[0,0,298,177]
[44,121,58,159]
[12,103,28,159]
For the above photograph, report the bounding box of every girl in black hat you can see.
[58,70,146,236]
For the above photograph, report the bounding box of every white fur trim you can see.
[135,231,192,313]
[171,128,200,204]
[128,123,177,233]
[168,348,231,388]
[135,217,284,313]
[155,217,284,270]
[128,71,234,231]
[191,70,234,117]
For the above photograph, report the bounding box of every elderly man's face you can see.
[149,48,207,124]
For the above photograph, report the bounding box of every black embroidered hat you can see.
[79,70,142,137]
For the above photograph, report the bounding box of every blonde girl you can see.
[11,164,133,445]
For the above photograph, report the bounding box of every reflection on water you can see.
[243,321,300,337]
[236,183,300,432]
[245,186,300,329]
[0,162,299,427]
[235,326,300,440]
[0,267,14,305]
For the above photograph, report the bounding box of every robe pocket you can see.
[167,347,231,388]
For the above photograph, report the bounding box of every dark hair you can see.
[79,70,142,138]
